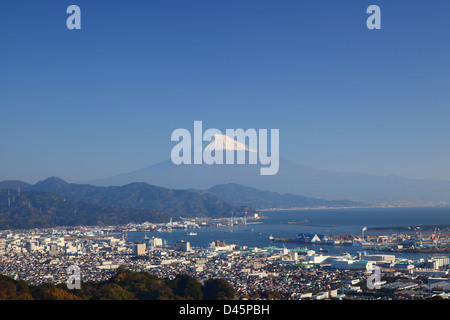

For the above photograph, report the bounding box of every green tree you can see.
[202,278,235,300]
[0,275,33,300]
[169,274,203,300]
[30,283,81,300]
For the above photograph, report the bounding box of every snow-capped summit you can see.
[203,134,257,153]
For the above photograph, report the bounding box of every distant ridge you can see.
[88,157,450,204]
[0,189,167,230]
[0,177,255,220]
[86,135,450,204]
[198,183,366,209]
[0,180,32,190]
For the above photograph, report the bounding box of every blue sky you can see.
[1,0,450,183]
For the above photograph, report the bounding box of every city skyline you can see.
[1,0,450,184]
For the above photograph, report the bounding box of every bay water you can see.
[127,206,450,260]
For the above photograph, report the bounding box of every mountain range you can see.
[2,133,448,229]
[9,177,254,216]
[0,177,256,230]
[0,177,364,229]
[197,183,365,209]
[86,134,450,204]
[0,189,168,230]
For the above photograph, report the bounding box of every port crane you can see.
[412,226,424,248]
[431,228,442,248]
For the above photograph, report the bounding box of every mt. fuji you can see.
[87,134,450,204]
[202,134,258,153]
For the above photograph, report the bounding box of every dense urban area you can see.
[1,218,450,301]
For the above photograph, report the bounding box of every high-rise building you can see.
[48,243,59,256]
[175,240,190,252]
[133,243,146,256]
[0,238,6,254]
[26,240,39,253]
[148,237,163,249]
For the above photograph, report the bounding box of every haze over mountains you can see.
[201,183,365,209]
[0,177,360,212]
[86,135,450,204]
[0,177,365,229]
[2,133,449,208]
[0,178,259,229]
[0,189,168,229]
[3,177,254,216]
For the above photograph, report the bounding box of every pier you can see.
[271,230,450,254]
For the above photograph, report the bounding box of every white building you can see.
[208,241,235,251]
[304,254,330,265]
[331,258,373,270]
[360,253,395,264]
[133,243,146,256]
[290,251,298,261]
[64,242,79,254]
[0,238,6,254]
[298,292,312,299]
[152,237,163,248]
[428,256,449,269]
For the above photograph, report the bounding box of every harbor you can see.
[271,227,450,254]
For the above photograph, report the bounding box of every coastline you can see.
[259,203,450,212]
